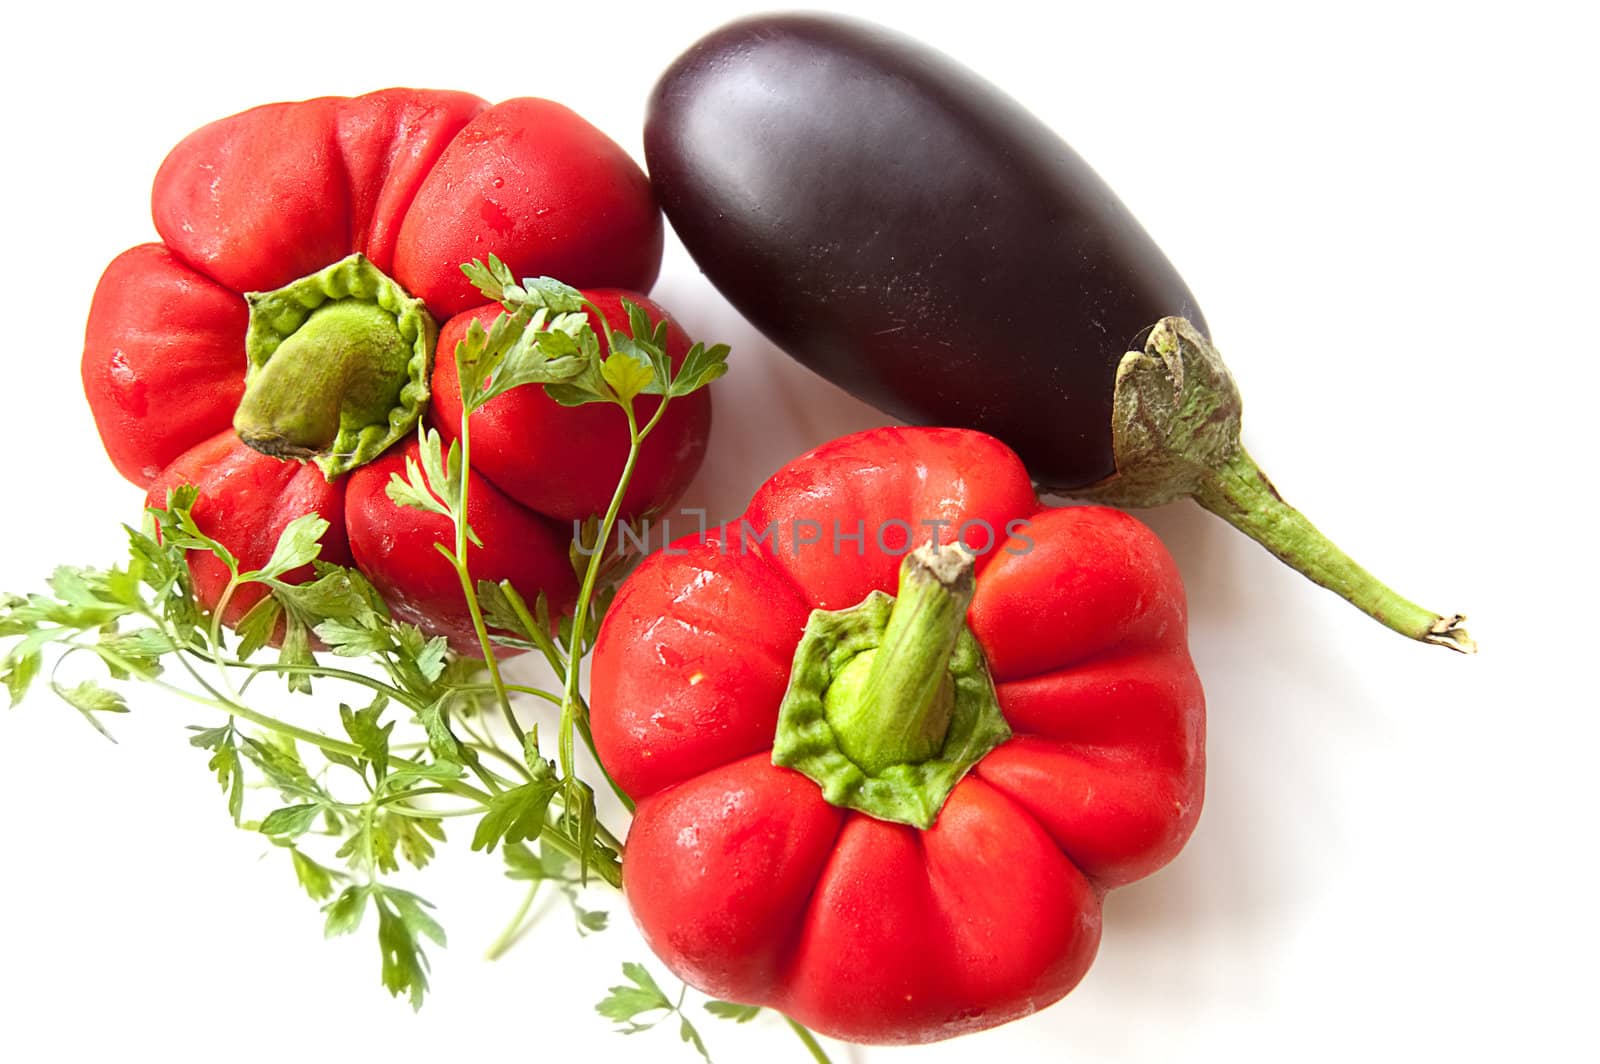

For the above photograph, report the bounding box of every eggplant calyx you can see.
[1074,316,1244,508]
[1076,317,1476,654]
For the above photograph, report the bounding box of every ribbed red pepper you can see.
[81,89,709,648]
[591,426,1205,1044]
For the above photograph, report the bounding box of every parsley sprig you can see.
[596,961,830,1064]
[1,259,831,1063]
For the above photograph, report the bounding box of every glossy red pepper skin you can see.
[591,427,1204,1044]
[144,431,351,629]
[81,89,706,650]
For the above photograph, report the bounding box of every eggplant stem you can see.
[1192,446,1475,653]
[1077,317,1474,653]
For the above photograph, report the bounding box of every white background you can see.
[1,1,1594,1061]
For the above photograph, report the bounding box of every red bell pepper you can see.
[591,426,1205,1045]
[81,90,709,649]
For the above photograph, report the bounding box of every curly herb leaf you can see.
[471,769,560,853]
[259,803,321,839]
[598,963,713,1062]
[705,1000,762,1024]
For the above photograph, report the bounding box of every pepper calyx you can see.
[771,542,1011,829]
[234,253,436,479]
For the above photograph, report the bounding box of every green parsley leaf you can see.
[520,276,585,313]
[46,567,111,610]
[680,1015,712,1063]
[234,596,282,661]
[374,886,444,1011]
[246,513,329,581]
[460,254,517,304]
[337,815,399,875]
[2,648,41,707]
[157,488,238,574]
[96,627,172,679]
[314,619,392,657]
[597,963,714,1059]
[459,306,588,412]
[277,614,315,695]
[704,1001,761,1024]
[416,696,472,769]
[340,699,394,783]
[190,723,244,824]
[388,813,445,870]
[384,758,464,790]
[259,803,320,838]
[543,346,617,407]
[477,579,563,661]
[597,962,675,1029]
[601,335,658,403]
[574,905,609,935]
[412,635,448,684]
[471,771,559,853]
[272,564,384,623]
[288,845,340,902]
[622,297,669,353]
[670,342,732,398]
[322,884,368,938]
[53,680,128,739]
[54,679,128,715]
[124,523,187,600]
[238,734,321,803]
[384,459,448,517]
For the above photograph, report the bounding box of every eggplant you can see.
[646,13,1472,652]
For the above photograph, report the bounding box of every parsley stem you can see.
[446,410,528,755]
[375,786,453,803]
[454,713,533,781]
[590,819,625,855]
[498,580,633,810]
[484,881,543,961]
[577,709,635,814]
[381,802,486,820]
[558,394,669,783]
[502,590,569,678]
[783,1016,834,1064]
[437,777,494,805]
[188,647,427,710]
[539,821,622,890]
[135,658,367,759]
[101,624,370,760]
[137,611,245,714]
[503,683,562,704]
[206,574,243,700]
[115,629,505,806]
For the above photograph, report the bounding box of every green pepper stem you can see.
[1192,447,1474,652]
[235,300,413,459]
[236,254,434,478]
[824,543,975,775]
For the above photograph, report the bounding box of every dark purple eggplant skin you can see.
[646,14,1206,490]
